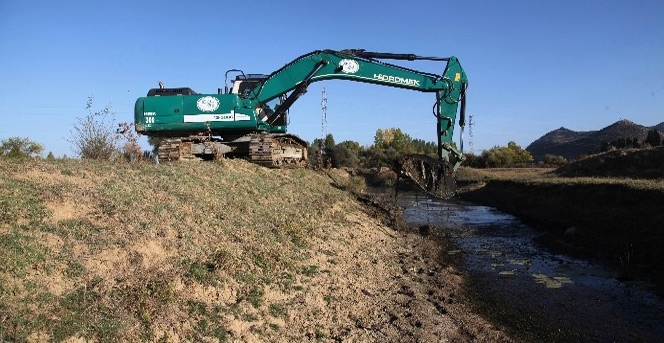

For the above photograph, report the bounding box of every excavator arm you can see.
[244,49,468,171]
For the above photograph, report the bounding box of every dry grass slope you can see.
[0,158,510,343]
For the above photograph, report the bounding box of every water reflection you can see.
[392,191,664,342]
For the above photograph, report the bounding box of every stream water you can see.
[392,191,664,343]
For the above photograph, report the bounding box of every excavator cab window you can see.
[231,75,287,123]
[232,74,269,98]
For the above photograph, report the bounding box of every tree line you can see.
[306,127,537,169]
[306,127,664,170]
[3,97,662,169]
[598,128,663,153]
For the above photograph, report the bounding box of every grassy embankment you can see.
[456,148,664,292]
[0,158,361,342]
[1,158,510,343]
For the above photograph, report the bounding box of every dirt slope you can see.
[554,146,664,179]
[0,158,510,343]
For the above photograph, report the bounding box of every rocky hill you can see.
[526,120,664,161]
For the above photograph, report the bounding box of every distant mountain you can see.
[526,120,664,161]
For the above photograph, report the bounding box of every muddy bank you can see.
[319,172,515,342]
[457,179,664,295]
[397,195,664,343]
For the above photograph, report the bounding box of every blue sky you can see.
[1,0,663,157]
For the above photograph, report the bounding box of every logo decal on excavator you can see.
[373,74,420,87]
[339,59,359,74]
[196,96,220,112]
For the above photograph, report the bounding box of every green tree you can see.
[600,137,639,152]
[337,140,362,157]
[68,97,119,160]
[308,138,323,169]
[0,137,43,158]
[645,129,661,147]
[411,138,437,156]
[365,127,447,168]
[508,141,534,164]
[323,134,335,154]
[46,151,56,160]
[307,134,337,169]
[332,140,362,168]
[481,141,533,167]
[323,134,336,167]
[374,128,413,152]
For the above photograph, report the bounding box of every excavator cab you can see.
[229,74,287,125]
[230,74,269,97]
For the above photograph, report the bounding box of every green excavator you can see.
[134,49,468,198]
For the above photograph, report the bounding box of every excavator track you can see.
[249,133,308,168]
[157,138,191,161]
[157,134,308,167]
[396,154,456,199]
[157,137,224,162]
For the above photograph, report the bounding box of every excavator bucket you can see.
[396,154,456,199]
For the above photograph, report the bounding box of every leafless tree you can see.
[68,97,119,160]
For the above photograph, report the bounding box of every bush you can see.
[375,169,398,187]
[461,153,485,168]
[332,144,360,168]
[344,176,366,194]
[543,154,567,166]
[117,122,143,162]
[481,141,533,167]
[69,97,119,160]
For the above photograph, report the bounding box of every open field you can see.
[0,158,511,343]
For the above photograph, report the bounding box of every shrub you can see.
[481,141,533,167]
[69,97,119,160]
[543,154,567,166]
[0,137,43,158]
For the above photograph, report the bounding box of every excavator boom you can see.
[245,49,468,169]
